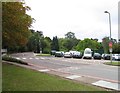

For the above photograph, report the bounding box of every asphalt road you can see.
[11,52,119,83]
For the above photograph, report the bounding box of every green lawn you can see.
[36,53,51,56]
[2,62,106,91]
[104,61,120,66]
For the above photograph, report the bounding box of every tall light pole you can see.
[104,11,112,63]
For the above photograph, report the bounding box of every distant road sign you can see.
[109,48,112,53]
[109,42,112,48]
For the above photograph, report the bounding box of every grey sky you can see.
[25,0,119,41]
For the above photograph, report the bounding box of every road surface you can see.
[11,52,119,83]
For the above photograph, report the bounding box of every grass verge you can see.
[36,53,51,56]
[104,61,120,66]
[2,55,28,65]
[2,62,106,91]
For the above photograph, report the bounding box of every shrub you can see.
[2,55,28,65]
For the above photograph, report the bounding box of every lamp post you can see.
[104,11,112,63]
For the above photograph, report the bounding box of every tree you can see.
[42,37,52,54]
[2,2,34,52]
[26,30,44,53]
[60,32,79,51]
[102,37,119,54]
[65,32,76,39]
[113,43,120,53]
[51,36,59,51]
[75,38,103,54]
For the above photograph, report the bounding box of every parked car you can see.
[112,54,120,61]
[69,50,77,55]
[55,51,64,57]
[103,54,110,60]
[93,53,101,60]
[83,48,92,59]
[51,50,56,55]
[64,52,72,58]
[101,54,105,59]
[72,51,82,58]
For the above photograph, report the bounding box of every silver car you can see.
[112,54,120,61]
[64,52,72,58]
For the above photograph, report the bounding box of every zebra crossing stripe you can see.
[92,80,120,90]
[38,69,50,72]
[66,75,81,79]
[29,58,33,59]
[22,58,26,59]
[16,57,20,60]
[35,58,39,59]
[40,57,45,59]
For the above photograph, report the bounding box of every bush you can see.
[2,55,28,65]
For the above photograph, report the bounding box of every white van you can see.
[83,48,92,59]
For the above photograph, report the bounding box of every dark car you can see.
[93,53,101,60]
[55,52,64,57]
[51,50,57,55]
[103,54,110,60]
[72,51,82,58]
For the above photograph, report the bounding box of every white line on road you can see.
[66,75,81,79]
[92,80,120,90]
[35,58,39,59]
[22,58,26,59]
[38,69,50,72]
[29,58,33,59]
[40,57,45,59]
[16,57,20,60]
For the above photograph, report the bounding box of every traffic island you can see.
[104,62,120,66]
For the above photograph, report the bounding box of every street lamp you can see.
[104,11,112,63]
[104,11,111,40]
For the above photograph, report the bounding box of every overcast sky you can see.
[25,0,119,41]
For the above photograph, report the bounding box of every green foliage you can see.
[65,31,76,39]
[27,30,44,53]
[113,43,120,53]
[2,55,28,65]
[102,37,109,53]
[102,37,118,54]
[75,38,101,52]
[2,2,33,51]
[26,30,52,54]
[42,37,52,54]
[58,32,79,51]
[51,36,59,51]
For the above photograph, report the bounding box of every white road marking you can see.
[38,69,50,72]
[40,57,45,59]
[22,58,26,59]
[35,58,39,59]
[92,80,120,90]
[16,57,20,60]
[66,75,81,79]
[29,58,33,59]
[56,67,80,71]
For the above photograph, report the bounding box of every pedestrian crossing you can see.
[13,57,103,65]
[13,57,45,60]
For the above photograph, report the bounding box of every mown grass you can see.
[104,61,120,66]
[2,63,106,91]
[36,53,51,56]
